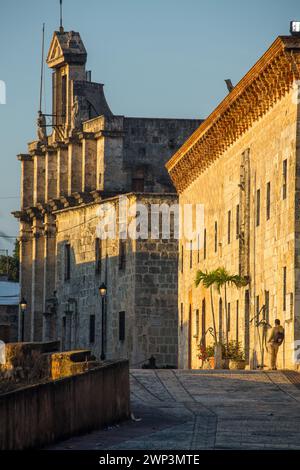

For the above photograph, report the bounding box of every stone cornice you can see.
[166,36,300,193]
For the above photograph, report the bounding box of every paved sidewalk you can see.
[49,369,300,450]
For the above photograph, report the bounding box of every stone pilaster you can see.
[18,154,33,209]
[31,217,45,341]
[68,140,82,195]
[43,214,57,341]
[33,152,45,205]
[19,220,33,341]
[81,134,97,192]
[57,145,68,197]
[45,148,58,201]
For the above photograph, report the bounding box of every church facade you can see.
[166,34,300,370]
[14,27,201,366]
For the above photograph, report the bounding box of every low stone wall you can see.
[0,360,130,450]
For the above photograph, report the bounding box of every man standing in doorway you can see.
[267,319,285,370]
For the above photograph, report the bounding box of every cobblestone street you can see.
[50,370,300,450]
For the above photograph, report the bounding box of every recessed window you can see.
[236,300,239,344]
[190,241,193,269]
[203,229,207,260]
[256,189,260,227]
[283,267,287,311]
[228,210,231,244]
[181,245,184,273]
[180,303,183,330]
[202,298,206,347]
[283,159,287,200]
[266,182,271,220]
[64,244,71,281]
[214,221,218,253]
[227,302,231,332]
[119,239,126,270]
[89,315,95,343]
[236,204,240,239]
[95,238,101,275]
[195,309,199,338]
[119,311,125,341]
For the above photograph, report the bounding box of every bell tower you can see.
[46,29,87,138]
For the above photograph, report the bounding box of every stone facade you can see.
[14,27,201,366]
[55,193,178,367]
[166,35,300,370]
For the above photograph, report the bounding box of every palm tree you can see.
[213,267,249,350]
[195,269,219,344]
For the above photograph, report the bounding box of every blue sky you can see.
[0,0,299,253]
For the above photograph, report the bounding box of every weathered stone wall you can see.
[55,193,178,367]
[0,360,130,450]
[123,118,202,193]
[178,88,298,370]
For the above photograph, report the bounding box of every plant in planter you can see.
[198,344,216,369]
[223,341,246,370]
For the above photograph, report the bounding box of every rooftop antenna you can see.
[225,79,234,93]
[59,0,64,33]
[39,23,45,113]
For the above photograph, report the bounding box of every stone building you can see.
[166,33,300,370]
[14,26,201,366]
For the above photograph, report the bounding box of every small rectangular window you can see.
[95,238,102,274]
[197,234,200,263]
[228,210,231,244]
[119,239,126,270]
[190,241,193,269]
[203,229,207,260]
[256,189,260,227]
[214,221,218,252]
[89,315,95,343]
[283,267,287,311]
[266,182,271,220]
[119,311,125,341]
[283,159,287,200]
[236,204,240,239]
[64,244,71,281]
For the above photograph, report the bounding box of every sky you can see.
[0,0,299,253]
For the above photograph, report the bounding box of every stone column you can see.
[81,134,97,192]
[45,148,58,201]
[67,139,82,195]
[33,152,45,205]
[19,220,33,341]
[31,217,45,341]
[18,154,33,209]
[56,144,68,197]
[43,214,57,341]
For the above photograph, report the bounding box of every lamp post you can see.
[19,297,27,342]
[98,283,107,361]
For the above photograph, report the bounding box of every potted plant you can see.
[224,341,246,370]
[198,344,216,369]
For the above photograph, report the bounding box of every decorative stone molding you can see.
[166,36,300,193]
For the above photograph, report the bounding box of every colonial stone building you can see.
[14,26,201,366]
[166,34,300,370]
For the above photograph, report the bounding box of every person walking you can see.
[267,319,285,370]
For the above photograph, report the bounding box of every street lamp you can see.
[19,297,27,342]
[98,283,107,361]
